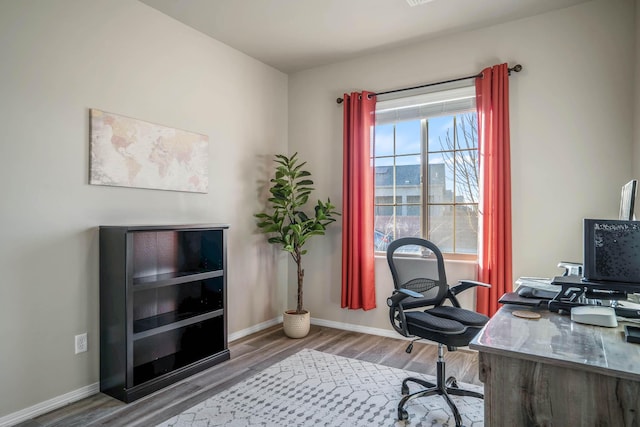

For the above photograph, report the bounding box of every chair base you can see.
[397,348,483,427]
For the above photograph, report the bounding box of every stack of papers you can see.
[515,277,562,300]
[515,277,561,292]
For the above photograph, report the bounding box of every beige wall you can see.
[288,0,636,330]
[1,0,638,421]
[0,0,288,418]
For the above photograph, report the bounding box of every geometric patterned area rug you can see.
[156,348,484,427]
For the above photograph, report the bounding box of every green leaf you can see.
[263,224,281,233]
[267,198,285,206]
[255,152,340,268]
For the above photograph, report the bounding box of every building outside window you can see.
[373,85,478,257]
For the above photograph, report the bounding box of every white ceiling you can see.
[140,0,591,73]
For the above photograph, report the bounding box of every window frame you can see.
[373,87,479,260]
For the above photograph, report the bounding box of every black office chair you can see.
[386,237,491,426]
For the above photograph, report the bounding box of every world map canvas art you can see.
[90,109,209,193]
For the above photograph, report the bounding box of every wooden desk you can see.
[469,305,640,426]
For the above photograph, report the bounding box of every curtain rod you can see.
[336,64,522,104]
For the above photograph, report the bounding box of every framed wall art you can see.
[90,109,209,193]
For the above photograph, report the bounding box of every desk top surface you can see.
[469,304,640,381]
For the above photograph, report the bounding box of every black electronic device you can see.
[619,179,637,221]
[624,325,640,344]
[583,219,640,285]
[545,217,640,318]
[547,275,640,318]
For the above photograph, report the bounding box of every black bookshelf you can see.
[99,224,230,403]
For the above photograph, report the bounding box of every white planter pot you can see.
[283,310,310,338]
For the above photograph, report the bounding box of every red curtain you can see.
[341,91,376,310]
[475,64,513,317]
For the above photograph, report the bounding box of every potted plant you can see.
[255,152,339,338]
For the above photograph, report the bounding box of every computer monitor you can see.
[583,219,640,285]
[619,179,637,221]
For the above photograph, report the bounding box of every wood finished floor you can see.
[17,325,481,427]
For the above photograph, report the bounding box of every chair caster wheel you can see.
[398,408,409,421]
[446,376,458,388]
[401,384,409,395]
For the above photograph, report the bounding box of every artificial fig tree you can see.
[255,152,339,314]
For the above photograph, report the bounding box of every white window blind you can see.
[375,86,476,125]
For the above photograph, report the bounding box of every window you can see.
[373,85,478,256]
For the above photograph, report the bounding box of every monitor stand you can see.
[548,276,640,318]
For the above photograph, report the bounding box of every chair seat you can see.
[428,306,489,327]
[405,306,489,335]
[405,311,466,333]
[404,306,489,347]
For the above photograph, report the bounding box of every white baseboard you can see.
[1,316,403,426]
[228,315,405,342]
[310,317,410,340]
[228,316,283,342]
[0,382,99,427]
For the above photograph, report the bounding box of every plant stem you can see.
[296,249,304,314]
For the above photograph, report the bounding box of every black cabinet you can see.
[99,224,230,403]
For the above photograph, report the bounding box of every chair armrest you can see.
[386,288,422,307]
[450,280,491,296]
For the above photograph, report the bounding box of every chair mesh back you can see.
[387,238,448,305]
[402,277,438,294]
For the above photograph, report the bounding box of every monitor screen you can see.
[583,219,640,284]
[619,179,637,221]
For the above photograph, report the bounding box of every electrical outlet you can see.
[75,333,88,354]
